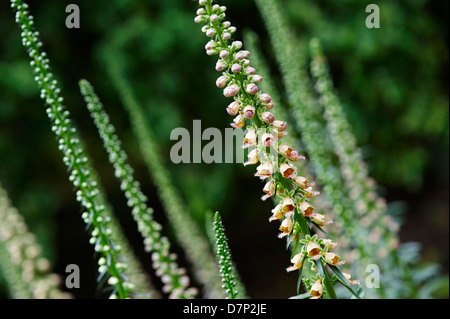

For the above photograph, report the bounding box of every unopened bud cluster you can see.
[0,184,71,299]
[195,0,357,298]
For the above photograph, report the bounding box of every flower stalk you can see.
[79,79,197,299]
[10,0,134,298]
[194,0,359,298]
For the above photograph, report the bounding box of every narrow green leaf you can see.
[310,221,334,239]
[314,259,337,299]
[328,265,362,299]
[289,292,311,299]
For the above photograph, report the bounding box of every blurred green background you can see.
[0,0,448,298]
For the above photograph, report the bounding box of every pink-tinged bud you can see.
[261,133,275,147]
[231,41,243,50]
[273,120,287,132]
[212,4,220,11]
[262,179,275,201]
[255,161,273,179]
[223,84,239,97]
[206,50,217,56]
[231,64,242,73]
[210,14,219,22]
[206,29,216,37]
[234,52,244,61]
[243,128,257,148]
[199,0,207,5]
[196,8,205,15]
[280,163,296,178]
[278,217,293,238]
[226,100,240,116]
[227,26,237,34]
[244,148,259,166]
[205,40,216,51]
[244,67,256,75]
[252,75,263,83]
[215,60,227,71]
[259,93,272,104]
[230,114,246,129]
[242,59,250,66]
[245,83,259,95]
[265,101,274,110]
[261,112,275,124]
[219,50,229,58]
[223,21,231,28]
[194,15,205,23]
[222,33,231,40]
[241,50,250,58]
[215,76,229,89]
[243,105,255,119]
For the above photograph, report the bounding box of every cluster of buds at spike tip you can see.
[195,0,356,298]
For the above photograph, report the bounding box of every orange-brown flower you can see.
[309,280,323,299]
[278,217,293,238]
[307,241,322,260]
[299,202,315,217]
[323,252,344,266]
[286,253,304,272]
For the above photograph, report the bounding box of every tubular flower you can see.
[244,148,259,166]
[293,176,309,190]
[312,213,333,226]
[309,280,323,299]
[262,179,275,201]
[321,239,337,250]
[299,202,315,217]
[286,253,304,272]
[243,129,257,149]
[281,196,295,217]
[278,145,303,162]
[269,204,283,222]
[255,161,273,180]
[279,163,296,179]
[343,273,360,286]
[278,217,293,238]
[323,252,344,266]
[307,241,322,260]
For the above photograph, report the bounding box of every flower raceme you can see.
[194,0,359,298]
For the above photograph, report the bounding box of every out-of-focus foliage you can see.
[0,0,448,298]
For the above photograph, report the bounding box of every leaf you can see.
[328,265,363,299]
[289,292,311,299]
[310,221,334,239]
[294,209,310,237]
[296,264,304,294]
[314,259,337,299]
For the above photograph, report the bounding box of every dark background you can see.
[0,0,448,298]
